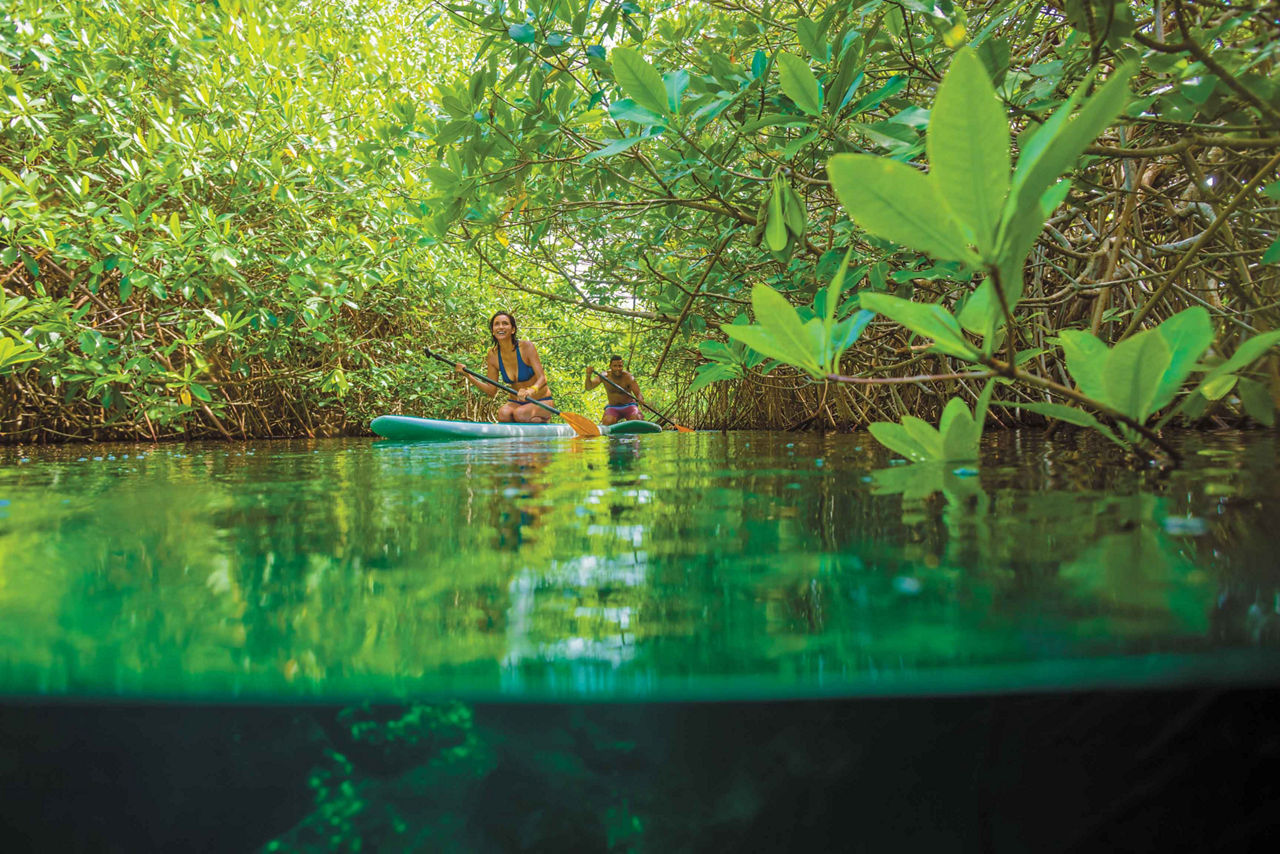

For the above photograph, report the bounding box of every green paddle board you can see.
[371,415,663,441]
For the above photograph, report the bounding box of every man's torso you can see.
[603,370,637,404]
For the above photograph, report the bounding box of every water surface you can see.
[2,430,1277,701]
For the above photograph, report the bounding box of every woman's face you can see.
[491,314,513,340]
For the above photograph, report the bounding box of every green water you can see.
[1,430,1278,701]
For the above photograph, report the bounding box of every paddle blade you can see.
[674,423,694,433]
[561,411,602,437]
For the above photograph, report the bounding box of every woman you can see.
[456,311,555,423]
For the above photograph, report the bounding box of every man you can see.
[585,355,645,425]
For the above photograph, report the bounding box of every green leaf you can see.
[860,293,976,360]
[827,154,977,264]
[1004,401,1126,446]
[689,362,740,393]
[1151,307,1213,411]
[993,215,1043,309]
[1058,330,1109,400]
[611,47,671,117]
[973,378,996,433]
[203,307,227,328]
[722,284,823,376]
[698,339,734,362]
[976,38,1011,86]
[835,69,865,114]
[1237,377,1276,426]
[189,382,213,402]
[1200,373,1237,400]
[752,50,768,79]
[777,52,822,116]
[0,164,29,193]
[1039,178,1071,216]
[782,183,806,238]
[741,114,812,132]
[829,310,875,363]
[936,394,962,437]
[721,324,810,375]
[581,135,647,163]
[868,420,934,463]
[1262,237,1280,265]
[1200,329,1280,383]
[796,17,830,63]
[867,462,950,500]
[781,128,820,157]
[1015,348,1045,366]
[1162,388,1208,423]
[846,74,905,116]
[608,98,667,127]
[1158,328,1280,429]
[508,23,536,44]
[994,64,1135,304]
[750,283,823,373]
[663,69,689,114]
[1006,85,1085,196]
[902,415,945,460]
[764,182,787,251]
[1104,328,1170,422]
[803,316,827,365]
[1000,63,1135,263]
[856,119,919,151]
[823,248,854,329]
[928,48,1010,255]
[940,398,978,461]
[939,382,995,462]
[957,279,1000,341]
[0,337,42,373]
[691,92,740,128]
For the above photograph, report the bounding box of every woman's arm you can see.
[455,350,500,397]
[520,341,549,399]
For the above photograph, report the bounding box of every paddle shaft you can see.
[427,349,559,417]
[593,370,680,427]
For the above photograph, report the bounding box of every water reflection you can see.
[490,442,552,552]
[0,431,1277,700]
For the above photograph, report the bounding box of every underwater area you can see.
[2,430,1279,850]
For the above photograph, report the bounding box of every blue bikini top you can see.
[497,343,535,383]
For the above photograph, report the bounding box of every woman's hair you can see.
[489,311,519,350]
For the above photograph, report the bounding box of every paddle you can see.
[425,348,601,438]
[592,370,693,432]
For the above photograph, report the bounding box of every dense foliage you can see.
[3,0,1279,442]
[0,0,644,441]
[418,0,1279,442]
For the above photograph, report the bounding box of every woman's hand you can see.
[454,363,465,375]
[516,386,532,401]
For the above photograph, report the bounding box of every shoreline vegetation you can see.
[2,1,1278,449]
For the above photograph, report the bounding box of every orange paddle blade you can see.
[561,411,602,437]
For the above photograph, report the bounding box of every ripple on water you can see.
[0,429,1277,701]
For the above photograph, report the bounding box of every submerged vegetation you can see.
[2,0,1278,444]
[4,429,1280,849]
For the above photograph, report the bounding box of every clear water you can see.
[1,430,1278,702]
